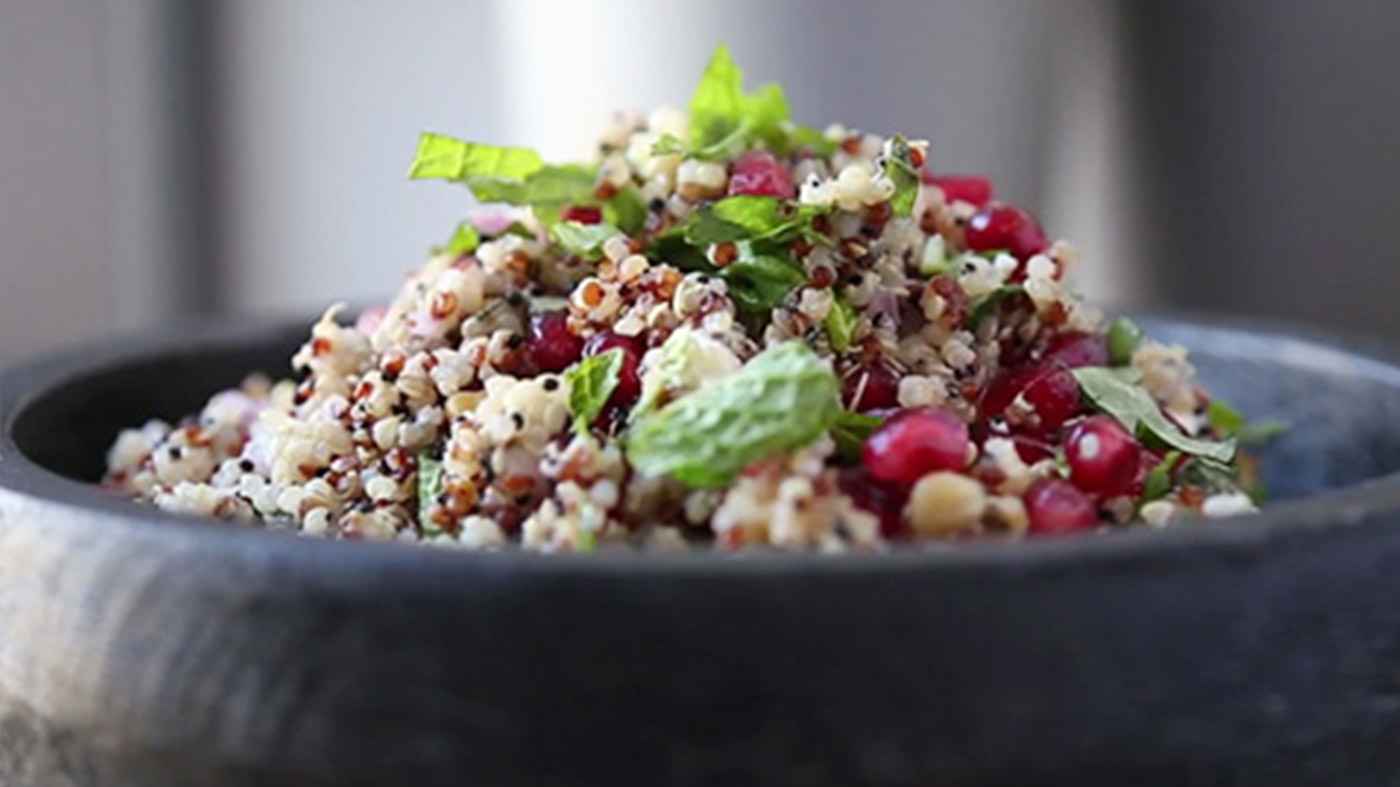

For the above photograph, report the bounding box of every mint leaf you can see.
[627,342,841,487]
[1206,398,1245,437]
[651,134,688,156]
[1237,420,1289,446]
[407,132,544,182]
[604,185,648,234]
[645,231,710,272]
[465,164,596,216]
[682,195,823,245]
[1107,317,1143,365]
[967,284,1026,329]
[417,451,445,535]
[551,221,619,259]
[722,241,806,316]
[1139,450,1180,504]
[786,124,838,157]
[831,410,883,463]
[434,221,480,257]
[566,349,624,432]
[1180,456,1245,495]
[825,295,859,352]
[689,44,748,147]
[1073,366,1236,464]
[687,44,792,153]
[884,134,921,217]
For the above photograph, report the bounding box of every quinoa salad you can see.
[103,46,1280,553]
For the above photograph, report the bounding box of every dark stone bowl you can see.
[2,314,1400,787]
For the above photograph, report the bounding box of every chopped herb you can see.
[967,284,1025,330]
[626,342,842,487]
[786,124,838,157]
[682,195,824,246]
[434,221,480,257]
[1179,456,1245,495]
[604,185,648,234]
[1139,450,1181,504]
[417,452,445,535]
[1206,398,1245,437]
[1073,366,1236,464]
[687,44,792,154]
[644,231,710,272]
[551,221,619,259]
[1107,317,1143,366]
[1237,420,1290,446]
[884,134,921,218]
[825,295,859,352]
[565,349,624,433]
[831,410,883,463]
[463,164,596,224]
[407,133,544,182]
[722,241,807,316]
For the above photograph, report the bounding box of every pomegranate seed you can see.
[1042,332,1109,369]
[1019,368,1082,436]
[842,363,900,412]
[1024,478,1098,535]
[862,407,970,484]
[529,311,584,373]
[924,174,994,207]
[838,467,911,539]
[982,364,1082,437]
[1065,415,1142,496]
[583,331,644,412]
[965,204,1049,262]
[726,150,795,199]
[1012,434,1055,464]
[561,205,603,225]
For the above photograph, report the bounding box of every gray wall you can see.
[2,0,1396,366]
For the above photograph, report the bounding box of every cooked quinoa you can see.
[102,46,1271,552]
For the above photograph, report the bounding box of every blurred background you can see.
[1,0,1397,366]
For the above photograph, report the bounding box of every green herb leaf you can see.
[627,342,841,486]
[722,241,806,316]
[682,195,823,246]
[1180,456,1245,495]
[825,295,859,352]
[831,410,883,463]
[645,231,710,272]
[604,185,648,234]
[417,451,445,535]
[687,44,793,154]
[551,221,619,259]
[1237,419,1290,446]
[650,134,688,157]
[1107,317,1143,366]
[1206,398,1245,437]
[885,134,921,218]
[1140,450,1180,504]
[434,221,481,257]
[464,164,596,216]
[565,349,625,432]
[1073,367,1236,464]
[967,285,1026,330]
[407,132,544,182]
[786,124,838,157]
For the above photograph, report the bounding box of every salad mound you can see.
[103,46,1276,552]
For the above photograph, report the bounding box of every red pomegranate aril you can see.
[1065,415,1142,495]
[726,150,795,199]
[1042,332,1109,369]
[842,363,900,412]
[926,174,994,207]
[528,311,584,373]
[862,407,970,484]
[1011,434,1056,464]
[560,204,603,225]
[583,331,644,410]
[838,467,911,539]
[1024,478,1098,535]
[965,204,1049,262]
[1019,368,1082,436]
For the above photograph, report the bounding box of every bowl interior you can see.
[6,317,1400,506]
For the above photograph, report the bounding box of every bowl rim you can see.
[3,308,1399,579]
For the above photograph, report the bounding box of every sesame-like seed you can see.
[543,378,560,391]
